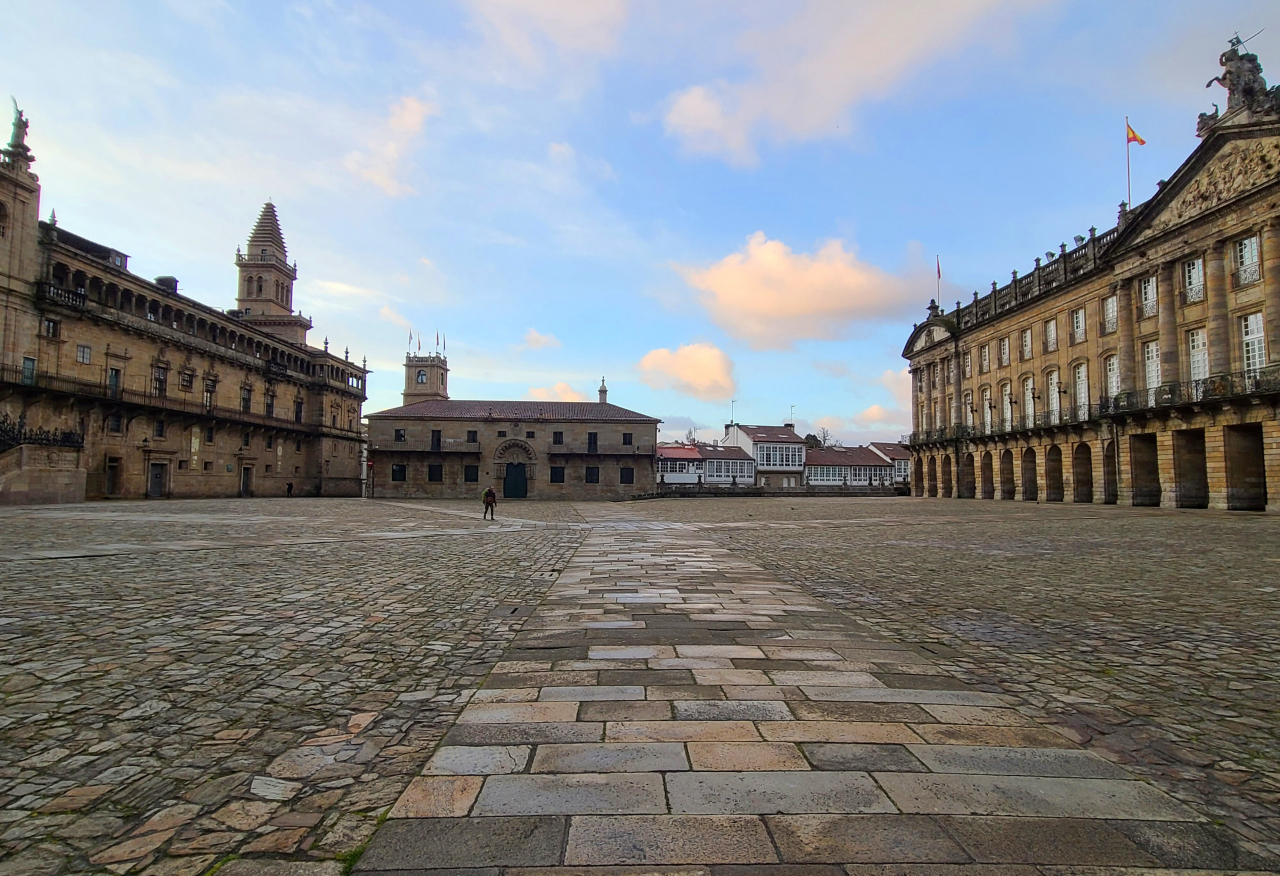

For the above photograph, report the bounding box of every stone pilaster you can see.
[1116,278,1137,391]
[1263,221,1280,364]
[1157,261,1179,383]
[1205,424,1229,510]
[1157,429,1178,509]
[1264,419,1280,514]
[1205,240,1230,375]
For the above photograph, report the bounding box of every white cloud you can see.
[851,368,911,430]
[468,0,629,69]
[637,343,736,402]
[521,328,562,350]
[661,1,1021,165]
[379,305,412,330]
[343,95,437,197]
[527,381,588,401]
[675,231,919,350]
[548,141,617,180]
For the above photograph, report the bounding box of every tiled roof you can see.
[368,398,660,423]
[248,202,287,253]
[805,446,889,467]
[657,445,702,460]
[868,441,911,460]
[735,424,805,443]
[695,444,753,461]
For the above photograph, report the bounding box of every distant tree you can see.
[685,427,698,445]
[804,433,821,449]
[809,427,843,449]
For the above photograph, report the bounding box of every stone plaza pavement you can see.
[1,498,1278,876]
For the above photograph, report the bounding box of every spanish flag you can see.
[1126,120,1146,146]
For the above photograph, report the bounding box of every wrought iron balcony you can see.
[1232,262,1261,288]
[1138,299,1158,319]
[1181,282,1205,304]
[1102,315,1118,334]
[37,284,87,309]
[1100,366,1280,413]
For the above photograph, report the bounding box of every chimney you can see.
[598,377,608,404]
[784,422,795,431]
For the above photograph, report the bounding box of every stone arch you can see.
[941,454,953,498]
[1073,442,1094,503]
[1000,449,1015,499]
[1103,440,1118,504]
[1021,447,1038,501]
[926,456,938,497]
[494,439,537,464]
[1045,445,1064,502]
[913,457,924,496]
[980,451,994,499]
[959,452,976,498]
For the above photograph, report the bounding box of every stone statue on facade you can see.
[1203,37,1279,126]
[5,98,34,164]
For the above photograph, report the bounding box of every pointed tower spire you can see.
[248,201,286,255]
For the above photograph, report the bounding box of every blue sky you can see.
[6,0,1273,442]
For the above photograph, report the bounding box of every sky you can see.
[5,0,1274,444]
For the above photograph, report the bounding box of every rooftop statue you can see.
[8,98,29,152]
[1205,37,1279,120]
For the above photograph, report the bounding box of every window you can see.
[1182,257,1205,303]
[585,466,600,483]
[42,318,59,339]
[206,426,216,444]
[76,344,91,364]
[416,369,427,383]
[1234,236,1260,287]
[550,466,566,483]
[981,387,991,430]
[963,391,973,426]
[1020,328,1033,361]
[394,428,406,442]
[1139,276,1158,318]
[107,411,123,433]
[204,461,213,471]
[929,363,937,389]
[1105,355,1119,397]
[587,432,598,453]
[464,465,479,483]
[1043,319,1057,352]
[755,443,804,467]
[525,431,535,439]
[1143,340,1161,404]
[176,371,192,390]
[428,464,443,482]
[963,351,972,378]
[391,464,407,482]
[154,420,166,438]
[264,464,272,473]
[1243,312,1265,375]
[108,367,121,396]
[1046,370,1060,420]
[1001,383,1012,427]
[1022,376,1035,423]
[294,399,303,423]
[979,345,990,373]
[295,440,302,452]
[265,395,275,418]
[242,432,251,448]
[467,430,478,443]
[1071,308,1086,343]
[553,431,563,445]
[497,430,507,437]
[1102,296,1118,334]
[431,429,442,451]
[240,386,252,412]
[152,366,168,397]
[620,467,635,485]
[1188,328,1208,383]
[1074,362,1089,418]
[998,337,1010,367]
[266,435,274,450]
[622,432,633,446]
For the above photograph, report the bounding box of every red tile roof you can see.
[805,446,890,467]
[368,399,660,423]
[657,445,703,460]
[695,444,753,461]
[734,424,805,443]
[868,441,912,460]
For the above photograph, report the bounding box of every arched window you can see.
[245,275,253,296]
[1001,383,1012,428]
[1022,376,1035,426]
[1047,369,1060,421]
[1104,355,1119,397]
[963,390,973,426]
[256,276,264,296]
[416,369,427,384]
[1075,362,1090,418]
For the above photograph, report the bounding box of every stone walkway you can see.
[357,507,1254,873]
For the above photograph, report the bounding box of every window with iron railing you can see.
[1070,308,1087,344]
[1138,276,1158,318]
[152,366,168,397]
[1043,319,1058,352]
[998,338,1010,367]
[979,345,990,373]
[1101,296,1118,334]
[1020,329,1033,361]
[1182,257,1205,303]
[1233,236,1260,288]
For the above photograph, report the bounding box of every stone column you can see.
[1205,424,1229,510]
[1157,261,1179,384]
[1263,221,1280,364]
[1116,278,1137,391]
[1205,240,1231,375]
[1157,430,1178,509]
[924,364,935,430]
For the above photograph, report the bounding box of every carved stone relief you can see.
[1145,137,1280,236]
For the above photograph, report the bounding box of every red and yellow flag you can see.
[1126,121,1146,146]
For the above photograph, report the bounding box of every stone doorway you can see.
[1021,447,1038,501]
[1224,423,1267,511]
[1103,440,1118,504]
[1129,433,1161,507]
[941,455,953,498]
[240,465,254,497]
[913,457,924,496]
[1073,443,1093,503]
[147,462,166,498]
[1045,445,1063,502]
[999,449,1015,500]
[959,453,976,498]
[1173,429,1209,508]
[926,456,938,497]
[980,451,994,499]
[503,462,528,499]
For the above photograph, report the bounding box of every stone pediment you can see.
[1137,135,1280,241]
[904,321,952,357]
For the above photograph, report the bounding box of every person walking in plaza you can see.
[482,485,497,520]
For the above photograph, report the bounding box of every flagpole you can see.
[1125,116,1132,207]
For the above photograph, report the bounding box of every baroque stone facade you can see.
[903,45,1280,512]
[366,359,659,500]
[0,110,367,502]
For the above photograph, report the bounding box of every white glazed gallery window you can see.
[1139,276,1158,318]
[1188,328,1208,381]
[755,443,803,467]
[1243,312,1265,375]
[1075,362,1089,418]
[1105,355,1120,397]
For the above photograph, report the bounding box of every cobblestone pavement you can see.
[3,497,1279,876]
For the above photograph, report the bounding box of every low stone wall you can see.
[0,445,86,505]
[633,483,899,500]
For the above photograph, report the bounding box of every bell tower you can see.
[233,202,312,344]
[403,353,449,404]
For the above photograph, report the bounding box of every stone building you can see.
[0,109,367,502]
[722,423,806,487]
[903,42,1280,512]
[366,358,659,499]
